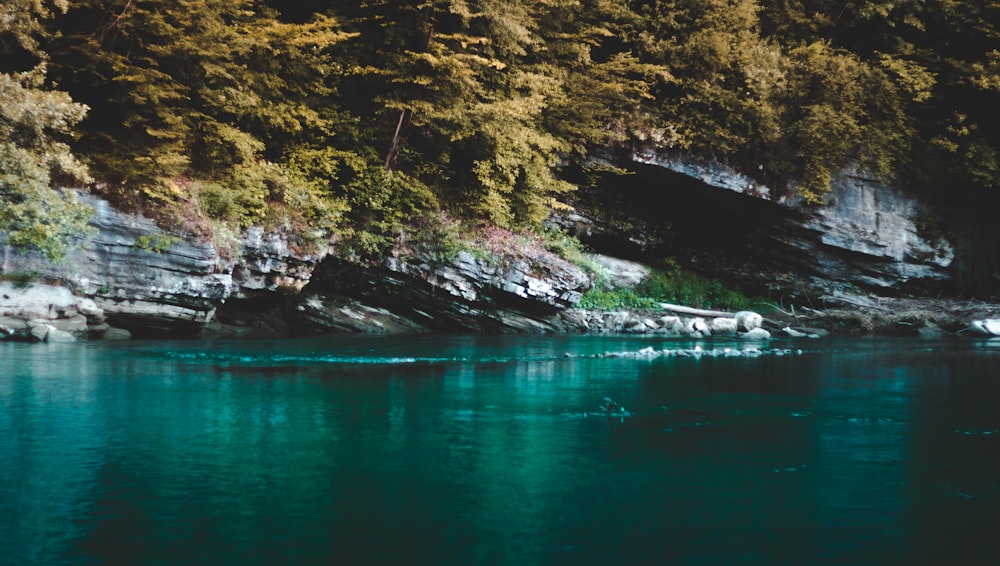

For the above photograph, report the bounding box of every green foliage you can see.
[579,260,757,311]
[133,233,179,254]
[0,270,41,289]
[578,286,659,311]
[1,2,93,261]
[47,0,355,237]
[0,0,67,56]
[7,0,996,284]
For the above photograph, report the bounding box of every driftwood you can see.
[657,302,733,318]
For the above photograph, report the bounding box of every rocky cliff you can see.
[1,193,323,337]
[563,151,955,295]
[304,235,592,333]
[1,193,595,338]
[0,151,973,341]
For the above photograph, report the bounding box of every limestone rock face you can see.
[622,153,955,292]
[234,226,325,297]
[3,195,226,333]
[312,247,593,333]
[294,295,428,334]
[0,282,96,341]
[798,167,953,289]
[2,193,326,335]
[3,193,599,336]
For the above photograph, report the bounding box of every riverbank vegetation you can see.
[2,1,998,277]
[579,261,763,312]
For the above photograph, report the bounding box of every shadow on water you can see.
[1,336,999,565]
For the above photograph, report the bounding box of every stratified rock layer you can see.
[310,247,592,333]
[626,152,954,292]
[1,193,322,335]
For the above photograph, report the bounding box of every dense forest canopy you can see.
[2,0,998,266]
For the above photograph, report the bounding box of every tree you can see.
[46,0,355,238]
[338,0,575,227]
[0,0,92,260]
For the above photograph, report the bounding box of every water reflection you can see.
[1,337,999,564]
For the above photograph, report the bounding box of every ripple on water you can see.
[955,428,998,437]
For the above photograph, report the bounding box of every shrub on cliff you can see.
[0,1,93,260]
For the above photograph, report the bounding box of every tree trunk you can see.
[384,108,411,171]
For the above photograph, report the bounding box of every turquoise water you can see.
[2,335,999,565]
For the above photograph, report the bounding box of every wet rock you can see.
[710,317,739,336]
[687,317,710,337]
[735,311,763,332]
[0,319,29,341]
[969,319,1000,336]
[781,327,808,338]
[28,322,50,342]
[625,321,650,334]
[741,328,772,341]
[45,327,77,343]
[310,242,592,333]
[295,294,428,334]
[575,345,801,360]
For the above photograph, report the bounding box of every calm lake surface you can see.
[2,335,999,565]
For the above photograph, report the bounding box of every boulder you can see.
[687,317,710,337]
[28,322,50,342]
[658,316,684,334]
[45,327,77,343]
[969,319,1000,336]
[710,317,739,335]
[741,328,772,341]
[735,311,763,332]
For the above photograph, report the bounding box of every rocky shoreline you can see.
[5,272,1000,344]
[2,166,999,344]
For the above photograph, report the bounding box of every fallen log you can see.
[657,302,732,318]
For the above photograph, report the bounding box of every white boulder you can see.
[969,319,1000,336]
[710,317,739,335]
[735,311,763,332]
[741,328,772,341]
[687,317,710,337]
